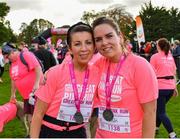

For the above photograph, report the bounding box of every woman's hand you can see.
[173,88,179,97]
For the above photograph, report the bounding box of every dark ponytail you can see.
[157,38,170,56]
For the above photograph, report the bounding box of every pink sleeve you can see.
[23,51,40,70]
[35,67,58,103]
[173,58,177,74]
[134,58,158,103]
[150,55,156,72]
[94,57,106,74]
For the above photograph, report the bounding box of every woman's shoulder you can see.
[45,62,68,76]
[151,52,159,58]
[92,55,108,66]
[127,53,152,69]
[128,53,148,63]
[88,62,100,74]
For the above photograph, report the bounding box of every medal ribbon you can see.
[69,61,89,112]
[105,55,126,109]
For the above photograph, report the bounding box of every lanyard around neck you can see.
[68,61,89,112]
[105,55,126,109]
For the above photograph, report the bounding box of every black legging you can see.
[156,89,174,133]
[0,66,4,77]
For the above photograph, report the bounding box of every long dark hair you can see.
[157,38,170,56]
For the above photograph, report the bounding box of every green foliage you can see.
[0,65,25,137]
[0,2,10,22]
[81,4,134,40]
[139,1,180,41]
[18,19,54,45]
[0,2,17,45]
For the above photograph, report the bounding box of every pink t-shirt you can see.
[10,51,43,99]
[0,102,17,132]
[35,61,100,130]
[89,53,102,66]
[94,53,158,138]
[150,52,176,89]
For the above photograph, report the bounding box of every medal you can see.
[74,111,84,124]
[103,109,114,121]
[69,61,89,124]
[104,55,125,121]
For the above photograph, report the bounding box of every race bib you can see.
[99,107,131,133]
[57,98,93,123]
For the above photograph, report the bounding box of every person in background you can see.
[1,43,43,136]
[0,48,5,83]
[139,41,146,54]
[172,40,180,57]
[145,42,152,61]
[57,41,69,64]
[125,39,133,53]
[33,36,57,73]
[29,43,38,53]
[49,44,59,64]
[91,16,158,138]
[18,41,28,52]
[150,41,157,55]
[30,22,100,138]
[150,38,178,138]
[172,40,180,81]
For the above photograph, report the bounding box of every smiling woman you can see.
[67,22,95,71]
[30,22,100,138]
[91,16,158,138]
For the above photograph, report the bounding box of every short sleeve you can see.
[134,58,158,103]
[35,66,58,103]
[150,55,156,72]
[23,51,40,70]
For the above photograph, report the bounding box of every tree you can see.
[139,1,180,41]
[0,2,16,44]
[168,7,180,39]
[18,19,54,45]
[81,4,134,40]
[0,2,10,22]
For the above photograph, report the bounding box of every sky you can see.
[1,0,180,34]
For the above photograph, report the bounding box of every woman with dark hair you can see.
[30,22,100,138]
[92,16,158,138]
[150,38,178,138]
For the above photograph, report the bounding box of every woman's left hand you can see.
[173,88,179,97]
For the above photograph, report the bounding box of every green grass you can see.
[0,65,180,137]
[0,65,26,137]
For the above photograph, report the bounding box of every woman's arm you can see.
[10,80,16,100]
[141,100,157,138]
[30,98,48,138]
[32,66,41,92]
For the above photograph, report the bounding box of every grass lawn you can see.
[0,65,180,138]
[0,65,26,137]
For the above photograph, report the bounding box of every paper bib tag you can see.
[57,98,93,123]
[99,107,131,133]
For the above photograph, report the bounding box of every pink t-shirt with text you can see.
[94,53,158,138]
[10,51,43,99]
[35,61,100,130]
[150,52,176,89]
